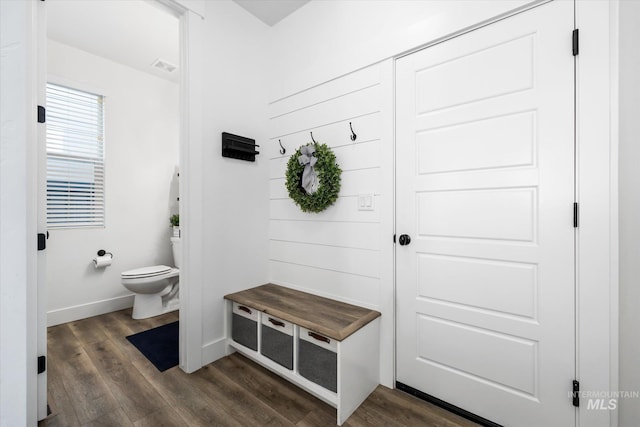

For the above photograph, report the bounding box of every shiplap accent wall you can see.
[268,61,394,385]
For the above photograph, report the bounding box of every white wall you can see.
[46,40,179,325]
[618,0,640,423]
[269,0,536,101]
[268,61,395,385]
[199,0,271,363]
[267,0,543,388]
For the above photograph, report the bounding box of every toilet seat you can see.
[121,265,179,286]
[122,265,172,279]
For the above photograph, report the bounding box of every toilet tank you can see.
[170,237,181,268]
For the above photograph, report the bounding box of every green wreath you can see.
[285,143,341,213]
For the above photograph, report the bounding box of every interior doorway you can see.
[37,0,188,420]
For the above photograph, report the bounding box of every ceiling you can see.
[47,0,309,83]
[47,0,180,83]
[234,0,310,26]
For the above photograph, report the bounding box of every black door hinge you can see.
[37,233,46,251]
[572,29,579,56]
[573,202,579,228]
[393,234,396,243]
[572,380,580,407]
[37,105,46,123]
[37,356,46,374]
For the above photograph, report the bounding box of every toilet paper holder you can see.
[97,249,113,258]
[93,249,114,269]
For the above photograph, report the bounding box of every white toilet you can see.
[121,237,181,319]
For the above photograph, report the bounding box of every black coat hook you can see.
[278,139,286,155]
[349,122,357,141]
[310,131,317,143]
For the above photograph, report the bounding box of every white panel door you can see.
[395,2,575,426]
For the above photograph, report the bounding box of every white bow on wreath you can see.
[298,145,319,194]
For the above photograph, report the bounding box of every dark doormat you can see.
[126,321,179,372]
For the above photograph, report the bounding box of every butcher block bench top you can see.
[224,283,381,341]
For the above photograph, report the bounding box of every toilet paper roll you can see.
[93,254,112,268]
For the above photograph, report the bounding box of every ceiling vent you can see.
[151,58,177,73]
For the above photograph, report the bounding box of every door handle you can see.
[398,234,411,246]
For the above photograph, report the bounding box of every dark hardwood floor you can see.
[39,308,478,426]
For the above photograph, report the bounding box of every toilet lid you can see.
[121,265,172,279]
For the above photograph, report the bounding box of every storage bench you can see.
[224,283,381,426]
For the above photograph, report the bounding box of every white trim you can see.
[393,0,551,62]
[170,0,205,19]
[608,3,619,427]
[46,295,134,327]
[36,0,48,420]
[0,1,39,424]
[202,336,228,365]
[148,0,205,375]
[378,58,395,389]
[575,1,618,426]
[176,4,205,374]
[47,73,110,100]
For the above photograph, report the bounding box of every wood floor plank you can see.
[212,352,320,424]
[44,357,81,427]
[47,324,83,360]
[98,310,181,376]
[364,386,477,427]
[147,310,179,327]
[108,308,154,334]
[84,338,167,423]
[133,405,190,427]
[296,409,340,427]
[43,308,480,427]
[132,358,243,427]
[345,397,406,427]
[67,315,110,346]
[81,407,134,427]
[193,363,297,427]
[57,342,121,424]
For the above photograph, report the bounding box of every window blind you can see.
[46,83,105,228]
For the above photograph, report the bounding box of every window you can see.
[46,83,105,228]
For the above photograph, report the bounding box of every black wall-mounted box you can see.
[222,132,259,162]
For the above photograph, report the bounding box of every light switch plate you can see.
[357,193,375,211]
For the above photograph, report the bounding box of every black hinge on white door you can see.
[573,202,579,228]
[572,29,579,56]
[37,106,47,250]
[37,233,47,251]
[572,380,580,407]
[37,355,46,374]
[37,105,45,123]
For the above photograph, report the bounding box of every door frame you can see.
[0,1,41,424]
[154,0,206,375]
[391,1,619,426]
[37,0,206,374]
[29,1,206,420]
[574,1,619,426]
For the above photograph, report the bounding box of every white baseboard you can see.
[47,294,134,326]
[201,336,227,366]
